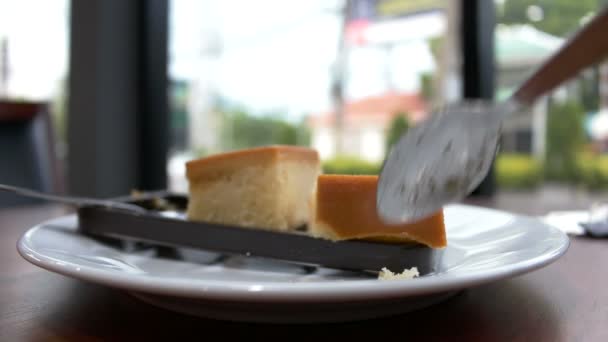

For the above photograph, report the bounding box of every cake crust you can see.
[310,175,447,248]
[186,145,319,183]
[185,145,321,231]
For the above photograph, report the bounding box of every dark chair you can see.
[0,101,63,207]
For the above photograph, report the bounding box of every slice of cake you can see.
[186,145,321,231]
[309,175,446,248]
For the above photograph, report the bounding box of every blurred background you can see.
[1,0,608,212]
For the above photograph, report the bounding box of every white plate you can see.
[17,204,569,323]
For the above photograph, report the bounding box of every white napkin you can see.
[540,211,587,236]
[540,204,608,237]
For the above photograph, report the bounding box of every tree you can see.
[419,72,434,102]
[579,69,600,112]
[51,78,67,144]
[219,108,310,151]
[544,100,586,182]
[498,0,605,37]
[385,114,409,155]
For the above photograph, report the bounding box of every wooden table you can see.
[1,203,607,341]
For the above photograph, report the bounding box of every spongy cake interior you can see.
[186,146,320,231]
[308,174,447,248]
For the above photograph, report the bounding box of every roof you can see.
[308,92,426,128]
[496,24,563,67]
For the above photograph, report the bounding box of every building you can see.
[308,92,426,161]
[308,23,577,164]
[495,24,564,159]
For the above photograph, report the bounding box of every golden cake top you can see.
[313,174,446,248]
[186,145,319,182]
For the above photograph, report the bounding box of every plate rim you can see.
[16,204,570,302]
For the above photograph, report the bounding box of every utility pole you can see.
[0,37,8,97]
[331,0,352,156]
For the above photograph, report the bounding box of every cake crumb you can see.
[378,267,419,280]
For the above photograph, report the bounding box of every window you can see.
[0,0,70,157]
[168,0,461,191]
[494,0,608,196]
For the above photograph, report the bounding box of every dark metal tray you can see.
[77,192,442,274]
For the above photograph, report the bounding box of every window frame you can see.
[68,0,495,196]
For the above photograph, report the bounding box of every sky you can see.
[0,0,439,119]
[169,0,440,118]
[0,0,69,99]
